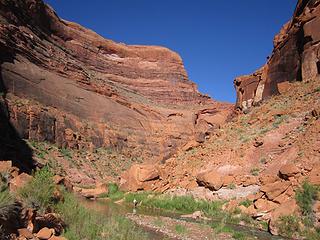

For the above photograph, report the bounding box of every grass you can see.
[18,167,55,213]
[153,217,164,227]
[295,181,319,216]
[239,199,252,208]
[227,183,236,189]
[175,224,187,234]
[125,193,224,218]
[98,183,124,201]
[56,192,147,240]
[272,114,288,128]
[259,157,267,164]
[59,147,72,160]
[16,167,147,240]
[250,168,260,176]
[275,182,320,239]
[278,215,300,238]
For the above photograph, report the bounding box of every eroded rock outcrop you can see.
[234,0,320,110]
[0,0,232,162]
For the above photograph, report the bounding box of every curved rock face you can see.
[234,0,320,110]
[0,0,232,161]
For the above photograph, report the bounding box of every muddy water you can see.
[81,198,285,240]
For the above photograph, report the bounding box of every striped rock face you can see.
[0,0,232,163]
[234,0,320,111]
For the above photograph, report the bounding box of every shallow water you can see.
[81,198,285,240]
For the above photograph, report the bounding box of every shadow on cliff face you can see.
[0,50,35,173]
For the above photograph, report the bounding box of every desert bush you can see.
[277,215,300,238]
[295,181,318,216]
[57,192,147,240]
[18,167,55,213]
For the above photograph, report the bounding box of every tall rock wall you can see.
[0,0,232,162]
[234,0,320,110]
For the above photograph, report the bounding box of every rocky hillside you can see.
[0,0,232,169]
[118,0,320,236]
[234,0,320,111]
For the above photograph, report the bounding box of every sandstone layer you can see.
[234,0,320,110]
[0,0,232,165]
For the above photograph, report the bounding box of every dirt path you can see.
[127,214,233,240]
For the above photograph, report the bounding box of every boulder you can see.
[259,175,279,185]
[308,164,320,185]
[221,175,235,186]
[260,181,291,200]
[9,173,33,192]
[35,213,65,235]
[18,228,34,239]
[36,227,54,239]
[196,170,223,191]
[80,183,108,199]
[120,164,159,191]
[269,199,298,235]
[49,236,68,240]
[0,160,12,173]
[254,198,278,212]
[279,163,300,180]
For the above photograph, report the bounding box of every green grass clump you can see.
[175,224,187,234]
[59,147,72,160]
[272,115,288,128]
[314,86,320,93]
[56,192,147,240]
[18,167,55,213]
[250,168,260,176]
[295,182,319,216]
[125,193,224,218]
[153,218,164,227]
[227,183,236,189]
[278,215,300,238]
[108,182,119,195]
[239,199,252,208]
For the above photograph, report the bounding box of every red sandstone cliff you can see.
[0,0,232,162]
[234,0,320,110]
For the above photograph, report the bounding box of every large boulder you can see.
[0,160,12,173]
[196,170,223,191]
[78,183,108,199]
[307,164,320,185]
[278,163,300,180]
[9,173,33,192]
[269,199,298,235]
[36,227,54,240]
[260,181,291,200]
[120,164,159,191]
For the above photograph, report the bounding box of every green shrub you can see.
[108,183,119,195]
[295,182,318,216]
[278,215,300,238]
[227,183,236,189]
[59,147,72,159]
[232,231,247,240]
[0,189,13,209]
[125,192,224,218]
[18,167,55,213]
[56,192,147,240]
[250,168,260,176]
[175,224,187,234]
[272,115,288,128]
[239,199,252,208]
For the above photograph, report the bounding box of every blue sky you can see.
[45,1,296,103]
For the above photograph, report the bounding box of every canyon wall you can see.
[0,0,232,163]
[234,0,320,110]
